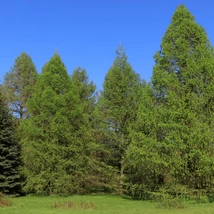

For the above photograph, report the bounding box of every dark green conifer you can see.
[0,90,21,194]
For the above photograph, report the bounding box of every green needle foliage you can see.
[2,4,214,201]
[69,67,117,193]
[129,5,214,199]
[20,54,114,195]
[0,89,21,195]
[98,46,142,194]
[3,52,38,120]
[68,67,98,193]
[152,4,214,190]
[20,53,72,195]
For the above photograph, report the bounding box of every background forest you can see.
[0,5,214,202]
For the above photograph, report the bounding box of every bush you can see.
[188,189,209,203]
[125,183,152,200]
[0,193,13,208]
[151,191,186,209]
[150,186,186,210]
[157,196,186,209]
[207,192,214,203]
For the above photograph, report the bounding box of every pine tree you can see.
[20,53,72,195]
[70,67,119,193]
[0,89,21,195]
[68,67,97,193]
[153,4,214,190]
[70,67,96,126]
[99,46,142,194]
[20,54,113,195]
[129,5,214,197]
[127,84,164,198]
[3,52,38,119]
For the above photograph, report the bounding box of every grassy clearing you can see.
[2,195,214,214]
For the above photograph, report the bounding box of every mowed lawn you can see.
[2,195,214,214]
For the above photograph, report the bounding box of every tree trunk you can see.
[120,133,125,195]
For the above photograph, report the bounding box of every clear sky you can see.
[0,0,214,90]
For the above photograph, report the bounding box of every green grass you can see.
[2,195,214,214]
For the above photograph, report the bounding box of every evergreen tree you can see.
[129,5,214,197]
[70,67,96,123]
[70,67,119,193]
[68,67,97,193]
[3,52,38,119]
[127,84,164,199]
[99,46,142,194]
[20,53,72,195]
[0,90,21,195]
[20,54,114,194]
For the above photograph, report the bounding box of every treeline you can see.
[1,5,214,199]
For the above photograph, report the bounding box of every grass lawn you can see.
[2,195,214,214]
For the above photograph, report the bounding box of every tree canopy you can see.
[1,5,214,201]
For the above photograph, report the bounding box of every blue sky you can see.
[0,0,214,90]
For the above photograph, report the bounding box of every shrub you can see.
[125,183,152,200]
[151,188,186,209]
[156,195,186,209]
[0,193,13,208]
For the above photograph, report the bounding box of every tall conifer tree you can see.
[99,46,142,194]
[20,53,72,194]
[3,52,38,119]
[129,5,214,196]
[0,90,21,194]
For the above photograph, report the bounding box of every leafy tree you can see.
[129,5,214,198]
[0,89,21,195]
[98,46,142,194]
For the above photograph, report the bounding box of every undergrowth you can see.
[0,193,13,208]
[52,200,96,209]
